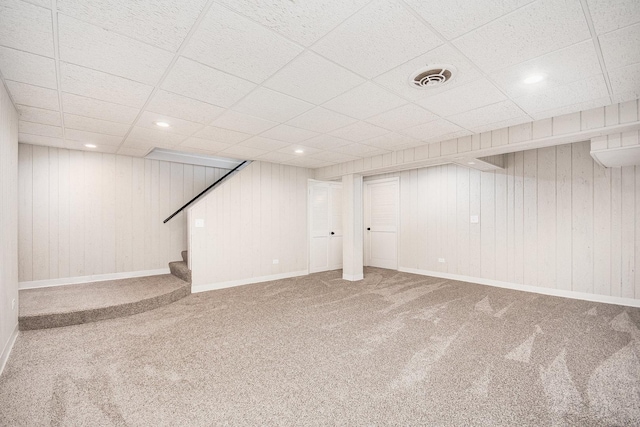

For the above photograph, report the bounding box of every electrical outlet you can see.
[470,215,479,224]
[438,258,445,263]
[272,259,279,265]
[12,299,15,310]
[195,219,205,228]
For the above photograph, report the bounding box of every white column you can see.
[342,174,363,281]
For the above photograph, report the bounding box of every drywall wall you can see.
[0,82,19,373]
[369,140,639,301]
[189,161,312,292]
[18,144,227,285]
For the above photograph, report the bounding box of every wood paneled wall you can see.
[376,140,639,299]
[18,144,227,283]
[0,83,19,361]
[189,161,312,291]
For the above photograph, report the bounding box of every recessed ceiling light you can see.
[155,121,170,128]
[523,74,544,84]
[84,144,97,148]
[294,149,304,154]
[467,161,475,165]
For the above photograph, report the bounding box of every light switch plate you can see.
[438,258,445,263]
[470,215,479,224]
[195,219,205,228]
[273,259,279,264]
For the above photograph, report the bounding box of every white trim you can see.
[192,270,309,293]
[0,324,18,377]
[19,268,171,290]
[343,273,364,281]
[398,267,640,308]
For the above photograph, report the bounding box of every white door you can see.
[309,181,343,273]
[364,178,399,269]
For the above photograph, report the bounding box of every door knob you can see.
[330,231,335,235]
[367,227,371,231]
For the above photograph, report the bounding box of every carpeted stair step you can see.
[169,260,191,283]
[19,274,191,331]
[181,250,188,263]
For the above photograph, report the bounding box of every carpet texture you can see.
[19,275,190,330]
[2,268,639,425]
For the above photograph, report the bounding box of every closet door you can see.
[364,178,399,269]
[309,181,343,273]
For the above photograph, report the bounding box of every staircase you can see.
[169,250,191,283]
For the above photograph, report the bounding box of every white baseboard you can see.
[343,273,364,281]
[0,324,18,377]
[192,270,309,293]
[398,267,640,308]
[19,268,171,290]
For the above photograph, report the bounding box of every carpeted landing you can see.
[1,268,639,425]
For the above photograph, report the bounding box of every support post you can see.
[342,174,363,281]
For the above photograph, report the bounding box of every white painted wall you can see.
[369,140,640,301]
[18,144,227,284]
[0,82,19,372]
[189,161,312,292]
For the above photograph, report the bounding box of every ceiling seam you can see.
[578,0,614,101]
[51,0,66,143]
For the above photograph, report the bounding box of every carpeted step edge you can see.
[181,250,188,263]
[169,261,191,283]
[18,281,191,331]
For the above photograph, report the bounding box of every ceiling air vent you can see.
[409,64,456,89]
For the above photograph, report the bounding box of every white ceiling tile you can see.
[491,41,602,99]
[183,3,302,84]
[286,157,331,168]
[514,75,610,115]
[366,103,439,131]
[362,133,423,150]
[0,0,54,57]
[136,111,204,136]
[264,51,364,104]
[599,23,640,70]
[146,90,225,125]
[329,121,389,142]
[220,144,267,160]
[453,0,591,72]
[210,110,277,134]
[216,0,370,46]
[260,124,318,143]
[61,93,139,124]
[64,113,130,136]
[0,46,56,88]
[19,120,62,138]
[162,57,256,108]
[117,147,149,157]
[447,100,527,130]
[58,15,173,85]
[17,105,61,126]
[401,119,465,141]
[179,137,232,153]
[127,126,186,146]
[66,128,123,146]
[310,151,359,163]
[374,44,482,102]
[57,0,208,51]
[19,133,65,147]
[586,0,640,35]
[232,87,314,122]
[605,63,640,100]
[423,129,472,145]
[323,82,406,120]
[121,137,156,151]
[313,0,442,78]
[611,90,640,104]
[470,116,532,134]
[23,0,51,9]
[286,107,357,133]
[65,140,119,153]
[6,81,59,110]
[336,143,390,157]
[417,78,507,117]
[256,151,298,163]
[60,63,153,108]
[300,134,352,150]
[404,0,534,40]
[238,136,290,151]
[530,96,611,120]
[193,126,251,144]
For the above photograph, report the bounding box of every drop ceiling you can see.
[0,0,638,169]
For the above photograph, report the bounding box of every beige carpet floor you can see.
[1,268,639,426]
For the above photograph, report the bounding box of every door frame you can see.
[363,177,400,269]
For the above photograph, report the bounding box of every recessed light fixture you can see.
[467,161,475,165]
[84,143,97,148]
[523,74,544,84]
[294,149,304,154]
[155,121,170,128]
